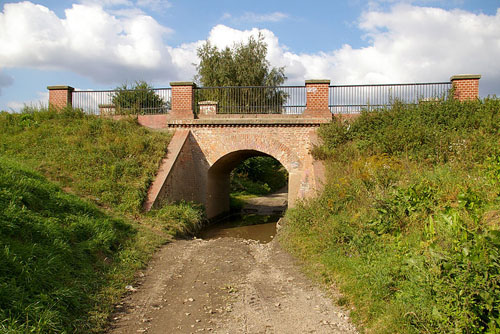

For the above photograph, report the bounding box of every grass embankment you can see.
[280,98,500,333]
[0,108,203,333]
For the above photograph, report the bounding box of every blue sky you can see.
[0,0,499,111]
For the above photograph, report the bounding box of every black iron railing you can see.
[71,81,453,116]
[329,82,452,114]
[194,86,306,115]
[72,88,171,115]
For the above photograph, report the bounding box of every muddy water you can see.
[198,214,280,243]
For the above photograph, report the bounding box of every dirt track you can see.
[108,236,358,333]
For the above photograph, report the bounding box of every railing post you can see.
[450,74,481,101]
[304,79,331,117]
[47,85,74,110]
[170,81,196,119]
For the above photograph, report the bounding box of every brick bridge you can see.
[47,75,481,218]
[140,80,332,218]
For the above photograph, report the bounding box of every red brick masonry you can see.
[451,75,481,101]
[47,86,74,110]
[144,121,328,218]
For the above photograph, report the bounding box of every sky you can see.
[0,0,499,111]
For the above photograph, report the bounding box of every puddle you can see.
[198,214,280,243]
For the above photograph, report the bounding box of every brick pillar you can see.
[170,81,196,119]
[47,85,74,110]
[303,79,331,118]
[450,74,481,101]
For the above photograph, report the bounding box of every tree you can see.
[195,34,285,87]
[195,34,287,114]
[112,81,168,115]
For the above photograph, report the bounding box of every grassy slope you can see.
[0,108,203,333]
[280,98,500,333]
[0,108,169,213]
[0,157,151,332]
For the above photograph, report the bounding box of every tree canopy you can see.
[195,34,286,87]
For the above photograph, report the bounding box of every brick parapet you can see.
[450,74,481,101]
[47,85,74,110]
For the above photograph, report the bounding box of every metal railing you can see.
[329,82,452,114]
[194,86,306,115]
[72,88,171,115]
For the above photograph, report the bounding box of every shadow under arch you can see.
[206,149,290,219]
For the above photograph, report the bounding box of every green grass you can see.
[0,157,154,332]
[0,107,171,213]
[280,97,500,333]
[0,107,204,333]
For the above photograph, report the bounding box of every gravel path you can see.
[107,237,358,334]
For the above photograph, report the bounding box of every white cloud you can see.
[206,5,499,93]
[0,2,179,83]
[0,2,499,97]
[223,11,289,24]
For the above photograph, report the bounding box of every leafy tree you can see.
[195,34,287,114]
[195,34,285,87]
[112,81,168,115]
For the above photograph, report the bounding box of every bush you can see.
[230,156,288,196]
[112,81,168,115]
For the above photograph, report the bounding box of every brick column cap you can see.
[450,74,481,81]
[305,79,330,84]
[47,85,74,91]
[170,81,197,87]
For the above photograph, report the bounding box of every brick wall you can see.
[137,114,170,128]
[145,124,325,218]
[451,75,481,101]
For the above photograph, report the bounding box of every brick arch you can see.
[205,148,291,218]
[203,133,302,171]
[144,125,325,219]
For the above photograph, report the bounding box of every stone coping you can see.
[47,85,74,91]
[305,79,331,84]
[170,81,197,87]
[450,74,481,81]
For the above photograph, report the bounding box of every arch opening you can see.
[206,149,289,219]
